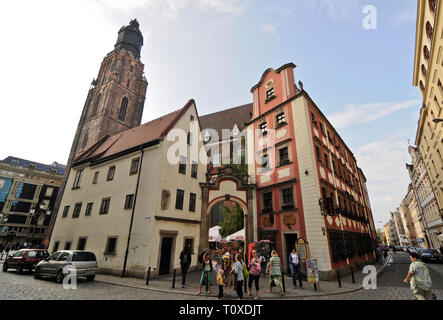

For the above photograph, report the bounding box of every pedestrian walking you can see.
[289,248,303,289]
[266,250,284,296]
[222,248,233,296]
[217,267,225,300]
[197,251,213,295]
[403,252,433,300]
[248,249,261,299]
[383,247,388,260]
[259,253,267,276]
[376,245,383,265]
[232,253,245,300]
[179,243,192,288]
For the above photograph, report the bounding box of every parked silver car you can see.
[34,250,97,283]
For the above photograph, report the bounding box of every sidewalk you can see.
[95,255,391,300]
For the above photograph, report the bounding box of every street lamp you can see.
[433,118,443,124]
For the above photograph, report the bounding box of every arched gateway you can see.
[199,167,256,255]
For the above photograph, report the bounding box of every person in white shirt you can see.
[289,248,303,289]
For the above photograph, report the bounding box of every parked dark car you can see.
[419,249,443,263]
[2,249,50,274]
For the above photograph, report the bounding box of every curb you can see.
[95,257,393,299]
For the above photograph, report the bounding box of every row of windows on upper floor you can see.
[310,111,356,171]
[314,143,358,190]
[72,158,140,189]
[62,188,198,219]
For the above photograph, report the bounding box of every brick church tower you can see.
[45,20,148,244]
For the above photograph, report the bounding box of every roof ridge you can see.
[200,103,253,118]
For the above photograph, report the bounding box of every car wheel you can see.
[86,275,95,282]
[34,268,42,280]
[2,263,8,272]
[16,265,23,274]
[56,270,65,284]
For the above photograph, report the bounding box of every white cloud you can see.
[355,136,412,228]
[260,24,280,39]
[327,99,420,130]
[98,0,248,18]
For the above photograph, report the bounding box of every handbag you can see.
[243,262,249,278]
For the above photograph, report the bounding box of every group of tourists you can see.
[180,245,304,300]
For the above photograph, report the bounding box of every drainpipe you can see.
[122,147,145,277]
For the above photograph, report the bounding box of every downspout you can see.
[122,146,145,277]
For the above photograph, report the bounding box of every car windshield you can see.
[422,249,433,254]
[72,252,96,262]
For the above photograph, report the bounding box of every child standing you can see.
[217,268,225,300]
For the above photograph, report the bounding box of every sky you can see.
[0,0,422,230]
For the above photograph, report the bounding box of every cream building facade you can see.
[49,100,207,278]
[413,0,443,248]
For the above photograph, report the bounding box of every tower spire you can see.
[115,19,144,59]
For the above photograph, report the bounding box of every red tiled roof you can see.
[74,99,194,164]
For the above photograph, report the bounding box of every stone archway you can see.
[199,169,256,256]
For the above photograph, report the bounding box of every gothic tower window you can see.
[82,130,89,150]
[118,97,128,121]
[92,93,101,116]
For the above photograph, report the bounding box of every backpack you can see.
[198,249,208,264]
[222,253,231,271]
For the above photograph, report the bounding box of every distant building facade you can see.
[0,157,65,248]
[406,145,442,248]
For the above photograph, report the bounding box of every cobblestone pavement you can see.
[304,252,443,300]
[0,265,210,300]
[3,252,440,300]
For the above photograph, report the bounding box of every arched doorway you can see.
[199,170,256,259]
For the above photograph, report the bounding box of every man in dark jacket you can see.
[180,243,192,288]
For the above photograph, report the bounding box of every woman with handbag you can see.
[197,251,213,295]
[248,249,261,299]
[267,250,284,296]
[232,253,245,300]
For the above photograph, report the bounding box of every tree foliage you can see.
[220,203,244,238]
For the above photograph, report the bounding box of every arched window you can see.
[424,46,431,60]
[426,21,434,40]
[422,64,427,77]
[118,97,128,121]
[92,93,101,116]
[429,0,437,15]
[82,130,89,150]
[420,80,426,92]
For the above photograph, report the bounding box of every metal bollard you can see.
[281,273,286,293]
[337,269,342,288]
[145,267,151,285]
[351,267,356,284]
[314,283,317,291]
[172,269,176,289]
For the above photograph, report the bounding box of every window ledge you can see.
[277,161,292,168]
[265,95,276,104]
[275,122,287,129]
[104,252,116,256]
[71,186,80,190]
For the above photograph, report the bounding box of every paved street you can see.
[1,252,442,300]
[304,252,443,300]
[0,263,209,300]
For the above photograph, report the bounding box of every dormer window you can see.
[266,88,275,102]
[11,160,19,166]
[28,164,36,170]
[259,122,268,135]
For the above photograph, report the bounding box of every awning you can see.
[208,226,223,242]
[226,229,245,241]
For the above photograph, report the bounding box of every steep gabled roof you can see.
[199,103,253,139]
[74,99,195,165]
